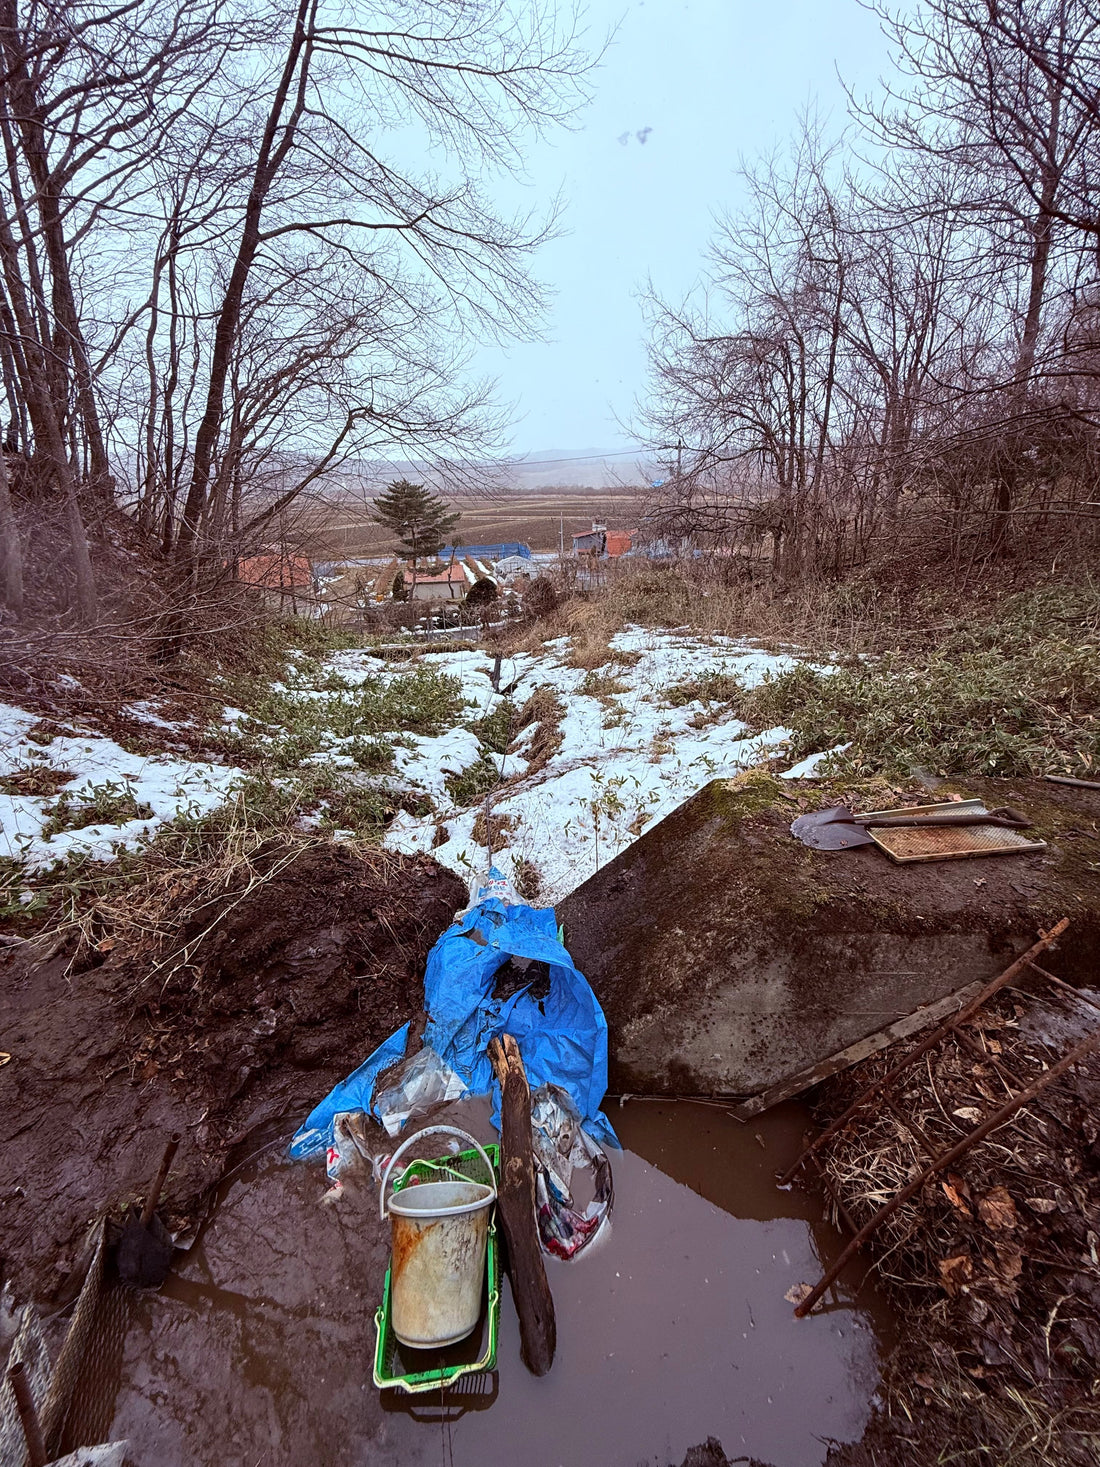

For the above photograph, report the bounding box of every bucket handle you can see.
[379,1126,498,1222]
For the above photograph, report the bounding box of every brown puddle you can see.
[107,1099,893,1467]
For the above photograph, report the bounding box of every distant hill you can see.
[305,448,654,500]
[504,449,654,490]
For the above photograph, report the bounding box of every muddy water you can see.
[108,1100,891,1467]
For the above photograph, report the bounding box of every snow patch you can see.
[0,702,240,869]
[779,743,852,779]
[374,626,827,903]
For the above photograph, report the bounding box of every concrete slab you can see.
[558,772,1100,1098]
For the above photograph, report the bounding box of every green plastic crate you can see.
[372,1143,500,1394]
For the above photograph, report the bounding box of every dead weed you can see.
[512,685,565,774]
[816,985,1100,1467]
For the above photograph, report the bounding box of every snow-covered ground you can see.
[1,627,838,899]
[0,703,240,869]
[362,626,826,904]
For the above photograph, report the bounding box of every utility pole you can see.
[559,513,564,559]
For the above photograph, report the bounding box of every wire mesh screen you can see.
[1,1216,134,1464]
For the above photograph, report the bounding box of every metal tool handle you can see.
[857,810,1030,830]
[379,1125,497,1221]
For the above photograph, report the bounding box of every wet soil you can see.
[0,845,466,1301]
[102,1098,890,1467]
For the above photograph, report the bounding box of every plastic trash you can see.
[373,1046,467,1137]
[530,1084,613,1259]
[290,869,617,1162]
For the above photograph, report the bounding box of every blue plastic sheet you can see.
[289,891,616,1160]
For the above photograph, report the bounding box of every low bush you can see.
[40,780,154,838]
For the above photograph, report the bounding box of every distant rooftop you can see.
[439,541,530,561]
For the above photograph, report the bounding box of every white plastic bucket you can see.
[380,1127,497,1349]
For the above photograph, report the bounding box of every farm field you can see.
[304,485,645,559]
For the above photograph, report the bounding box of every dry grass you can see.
[511,686,565,774]
[817,986,1100,1467]
[13,769,391,978]
[471,809,516,853]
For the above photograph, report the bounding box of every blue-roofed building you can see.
[438,541,531,562]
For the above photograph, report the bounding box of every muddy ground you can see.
[4,791,1100,1466]
[0,844,466,1301]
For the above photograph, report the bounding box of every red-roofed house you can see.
[238,552,314,611]
[409,562,469,601]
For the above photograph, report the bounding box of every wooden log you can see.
[487,1033,556,1376]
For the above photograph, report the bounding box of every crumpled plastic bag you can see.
[372,1046,467,1137]
[531,1083,613,1259]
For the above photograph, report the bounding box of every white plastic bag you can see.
[372,1046,468,1137]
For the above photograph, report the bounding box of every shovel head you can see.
[790,807,876,851]
[117,1203,174,1288]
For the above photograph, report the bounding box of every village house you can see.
[237,550,315,612]
[571,523,634,559]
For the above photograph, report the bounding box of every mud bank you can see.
[560,772,1100,1097]
[0,844,467,1300]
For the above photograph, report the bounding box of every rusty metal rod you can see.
[777,919,1069,1188]
[1027,961,1100,1016]
[140,1134,180,1228]
[882,1093,940,1160]
[794,1022,1100,1318]
[7,1361,48,1467]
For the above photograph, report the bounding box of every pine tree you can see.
[371,479,460,563]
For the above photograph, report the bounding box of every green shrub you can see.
[664,671,746,707]
[445,754,499,806]
[468,699,517,754]
[41,780,154,838]
[741,640,1099,778]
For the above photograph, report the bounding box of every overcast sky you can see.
[470,0,893,456]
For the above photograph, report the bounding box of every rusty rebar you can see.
[794,1021,1100,1318]
[1027,960,1100,1016]
[7,1361,47,1467]
[777,919,1069,1188]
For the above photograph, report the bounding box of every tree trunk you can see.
[175,0,314,566]
[0,198,96,620]
[0,440,22,614]
[0,8,109,485]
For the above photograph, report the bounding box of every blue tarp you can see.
[289,893,617,1160]
[438,541,531,561]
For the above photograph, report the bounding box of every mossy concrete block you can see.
[559,771,1100,1097]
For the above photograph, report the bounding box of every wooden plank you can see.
[487,1033,556,1376]
[774,918,1069,1181]
[730,981,987,1122]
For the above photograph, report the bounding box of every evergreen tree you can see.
[371,479,460,562]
